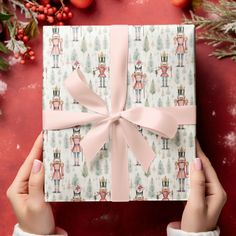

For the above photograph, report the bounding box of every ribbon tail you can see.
[111,122,129,202]
[119,119,155,172]
[80,121,110,164]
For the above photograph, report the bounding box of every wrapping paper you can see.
[43,25,196,202]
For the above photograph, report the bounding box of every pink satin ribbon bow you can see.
[43,25,196,201]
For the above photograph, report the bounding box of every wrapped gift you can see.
[43,25,196,202]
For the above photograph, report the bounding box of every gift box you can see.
[43,25,196,202]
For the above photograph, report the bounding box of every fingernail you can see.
[194,157,202,171]
[32,160,42,174]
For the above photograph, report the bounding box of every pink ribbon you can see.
[43,25,196,201]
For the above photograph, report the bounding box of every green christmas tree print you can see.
[158,160,164,175]
[157,35,163,51]
[81,37,87,53]
[167,158,171,174]
[82,162,89,178]
[143,35,150,52]
[148,53,154,73]
[134,172,141,186]
[86,179,93,199]
[72,174,79,187]
[150,79,156,95]
[148,178,155,198]
[94,36,101,51]
[133,48,140,62]
[85,54,92,73]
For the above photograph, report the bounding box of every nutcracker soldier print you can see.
[72,185,82,201]
[94,52,108,88]
[135,184,145,201]
[70,126,82,166]
[174,26,188,67]
[175,147,189,192]
[134,25,143,41]
[156,52,172,87]
[161,137,169,150]
[49,86,63,110]
[174,85,188,129]
[50,27,63,68]
[132,60,147,103]
[157,176,173,201]
[96,177,110,201]
[50,149,64,193]
[71,26,80,42]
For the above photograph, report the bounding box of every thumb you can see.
[188,158,206,207]
[28,160,44,201]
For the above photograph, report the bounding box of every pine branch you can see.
[210,49,236,61]
[183,0,236,62]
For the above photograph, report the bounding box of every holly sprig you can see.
[0,0,73,71]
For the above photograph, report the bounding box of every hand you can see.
[7,133,56,235]
[181,141,227,232]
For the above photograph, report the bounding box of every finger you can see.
[188,158,206,209]
[28,159,45,202]
[14,133,43,185]
[196,140,227,211]
[196,141,222,188]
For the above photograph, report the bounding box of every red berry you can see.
[52,7,57,13]
[28,50,35,56]
[171,0,191,8]
[38,14,46,21]
[47,16,54,24]
[44,7,48,14]
[56,13,62,21]
[57,21,64,26]
[20,59,25,64]
[62,12,67,20]
[31,6,36,11]
[38,5,44,12]
[63,6,70,13]
[25,2,31,9]
[14,53,20,59]
[47,8,54,15]
[17,34,23,40]
[23,35,29,43]
[68,11,73,18]
[70,0,93,9]
[46,3,51,8]
[30,55,35,60]
[17,28,24,34]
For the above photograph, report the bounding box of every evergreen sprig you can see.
[184,0,236,61]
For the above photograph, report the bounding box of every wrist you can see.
[14,224,68,236]
[19,224,56,235]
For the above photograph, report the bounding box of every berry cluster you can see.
[15,28,29,43]
[14,27,35,64]
[25,1,73,25]
[14,46,35,65]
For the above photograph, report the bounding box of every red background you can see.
[1,0,236,235]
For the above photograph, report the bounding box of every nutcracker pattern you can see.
[132,60,147,103]
[43,25,196,202]
[50,149,64,193]
[156,52,172,87]
[50,27,63,68]
[157,176,173,200]
[174,26,188,67]
[70,126,82,166]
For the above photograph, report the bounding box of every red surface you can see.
[1,0,236,235]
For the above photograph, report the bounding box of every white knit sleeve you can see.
[13,224,68,236]
[167,222,220,236]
